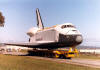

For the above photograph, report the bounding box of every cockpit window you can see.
[61,25,75,29]
[61,25,67,29]
[67,25,75,27]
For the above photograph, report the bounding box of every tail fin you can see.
[36,8,44,29]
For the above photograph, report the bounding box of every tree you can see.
[0,12,5,26]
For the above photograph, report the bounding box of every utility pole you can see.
[0,12,5,27]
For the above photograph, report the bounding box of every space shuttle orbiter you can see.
[6,8,83,49]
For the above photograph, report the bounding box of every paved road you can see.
[28,56,100,68]
[63,58,100,68]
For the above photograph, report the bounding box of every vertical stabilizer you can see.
[36,8,44,29]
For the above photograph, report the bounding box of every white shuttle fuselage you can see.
[27,22,82,49]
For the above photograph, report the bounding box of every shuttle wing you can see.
[5,41,56,48]
[6,43,39,47]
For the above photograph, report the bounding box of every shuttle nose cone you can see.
[76,35,82,43]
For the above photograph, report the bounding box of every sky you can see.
[0,0,100,45]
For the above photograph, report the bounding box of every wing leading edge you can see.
[5,41,56,49]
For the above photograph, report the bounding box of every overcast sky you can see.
[0,0,100,44]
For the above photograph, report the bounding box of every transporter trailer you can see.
[28,47,78,59]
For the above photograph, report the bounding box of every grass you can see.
[20,49,28,53]
[0,54,99,70]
